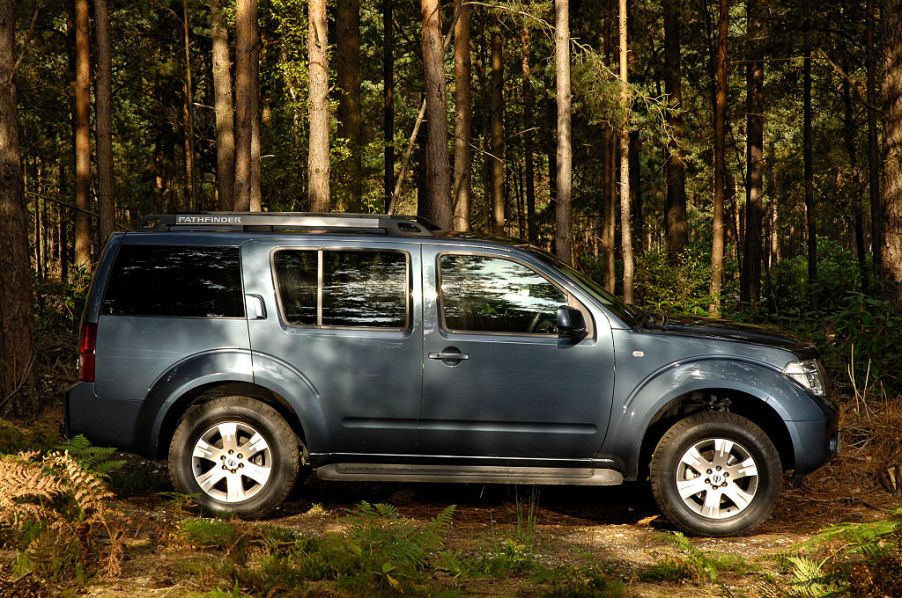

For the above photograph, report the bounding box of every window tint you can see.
[274,249,408,328]
[102,245,244,318]
[439,254,567,334]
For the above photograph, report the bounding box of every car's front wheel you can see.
[650,411,782,536]
[169,396,300,517]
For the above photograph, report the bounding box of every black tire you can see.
[169,396,300,518]
[649,411,781,536]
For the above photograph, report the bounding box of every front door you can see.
[419,247,615,460]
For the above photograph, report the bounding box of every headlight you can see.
[783,359,825,396]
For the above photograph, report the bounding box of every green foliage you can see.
[54,434,125,477]
[633,246,713,315]
[643,532,755,585]
[786,556,847,597]
[638,558,695,582]
[830,292,902,392]
[514,487,540,549]
[180,518,238,550]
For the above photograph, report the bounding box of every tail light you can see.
[78,323,97,382]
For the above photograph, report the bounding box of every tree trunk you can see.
[866,0,882,275]
[602,0,616,289]
[452,0,472,232]
[629,130,642,253]
[803,20,817,309]
[211,0,235,211]
[521,25,537,244]
[234,0,258,211]
[842,53,869,290]
[489,28,505,235]
[383,0,394,212]
[618,0,633,302]
[336,0,362,211]
[709,0,728,317]
[249,36,261,212]
[308,0,330,212]
[420,0,452,228]
[181,0,196,211]
[0,0,36,415]
[741,0,764,306]
[662,0,688,259]
[882,0,902,294]
[94,0,114,240]
[554,0,572,264]
[72,0,91,269]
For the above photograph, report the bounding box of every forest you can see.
[0,0,901,595]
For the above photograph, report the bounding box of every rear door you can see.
[242,239,423,456]
[419,245,615,460]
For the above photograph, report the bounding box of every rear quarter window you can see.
[102,245,245,318]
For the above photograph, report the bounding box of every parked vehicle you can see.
[66,212,839,536]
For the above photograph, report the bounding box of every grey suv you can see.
[66,212,839,536]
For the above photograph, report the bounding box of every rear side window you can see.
[102,245,245,318]
[274,249,409,329]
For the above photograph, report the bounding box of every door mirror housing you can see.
[556,306,587,340]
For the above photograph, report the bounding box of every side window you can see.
[439,254,567,335]
[102,245,244,318]
[274,249,409,329]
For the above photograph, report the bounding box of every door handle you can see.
[428,347,470,363]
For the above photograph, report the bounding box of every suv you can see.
[66,212,839,536]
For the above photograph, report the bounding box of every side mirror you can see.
[556,306,587,340]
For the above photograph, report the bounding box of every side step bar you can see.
[316,463,624,486]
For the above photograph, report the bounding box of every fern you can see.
[55,435,126,477]
[786,556,848,597]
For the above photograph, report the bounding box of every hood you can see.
[650,315,817,356]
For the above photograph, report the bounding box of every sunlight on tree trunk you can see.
[554,0,572,265]
[618,0,633,303]
[210,0,235,211]
[94,0,114,240]
[420,0,452,228]
[234,0,259,211]
[308,0,330,212]
[490,28,505,236]
[452,0,472,232]
[73,0,91,269]
[709,0,728,317]
[881,0,902,295]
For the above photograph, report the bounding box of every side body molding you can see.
[135,349,323,457]
[600,358,827,480]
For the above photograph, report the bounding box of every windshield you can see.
[525,247,642,327]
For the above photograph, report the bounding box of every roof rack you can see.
[139,212,442,236]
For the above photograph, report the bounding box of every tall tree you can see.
[0,0,36,415]
[420,0,452,228]
[383,0,394,212]
[866,0,882,274]
[308,0,330,212]
[741,0,764,306]
[95,0,114,240]
[802,7,817,308]
[489,28,505,235]
[554,0,572,264]
[336,0,362,210]
[72,0,91,268]
[618,0,633,302]
[601,0,616,290]
[662,0,688,259]
[234,0,259,211]
[882,0,902,293]
[210,0,235,210]
[521,24,537,243]
[842,52,868,289]
[181,0,197,211]
[452,0,471,232]
[709,0,728,316]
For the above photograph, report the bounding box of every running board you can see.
[315,463,624,486]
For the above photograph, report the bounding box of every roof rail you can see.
[139,212,442,236]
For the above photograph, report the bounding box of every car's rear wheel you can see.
[169,396,299,517]
[650,411,781,536]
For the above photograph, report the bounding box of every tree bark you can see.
[741,0,764,306]
[489,28,505,235]
[842,53,868,290]
[234,0,258,211]
[383,0,394,212]
[618,0,633,303]
[521,25,537,244]
[662,0,688,259]
[866,0,882,274]
[94,0,114,240]
[181,0,196,211]
[882,0,902,294]
[709,0,728,317]
[336,0,362,210]
[72,0,91,269]
[249,32,261,212]
[420,0,452,228]
[0,0,36,415]
[211,0,235,211]
[629,130,642,253]
[554,0,573,264]
[308,0,330,212]
[803,17,817,309]
[452,0,471,231]
[602,0,616,289]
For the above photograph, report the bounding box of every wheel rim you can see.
[191,421,273,503]
[675,437,760,520]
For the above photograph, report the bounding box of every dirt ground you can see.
[82,453,901,598]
